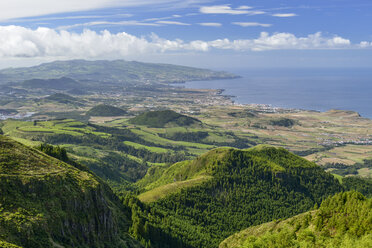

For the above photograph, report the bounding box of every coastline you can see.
[176,71,371,120]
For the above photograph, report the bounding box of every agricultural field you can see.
[1,62,372,181]
[2,103,372,180]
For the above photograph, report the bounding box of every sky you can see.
[0,0,371,69]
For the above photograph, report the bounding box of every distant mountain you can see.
[0,135,141,248]
[129,110,202,128]
[86,104,127,117]
[220,191,372,248]
[21,77,80,90]
[0,59,238,85]
[130,146,343,248]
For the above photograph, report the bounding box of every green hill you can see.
[129,110,201,128]
[44,93,83,105]
[220,191,372,248]
[86,104,127,117]
[22,77,80,90]
[0,60,238,85]
[0,135,141,248]
[129,146,343,248]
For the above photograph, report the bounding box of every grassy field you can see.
[189,106,372,177]
[138,176,212,203]
[130,128,215,149]
[124,141,169,153]
[305,144,372,165]
[2,119,110,138]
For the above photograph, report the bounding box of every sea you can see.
[181,68,372,119]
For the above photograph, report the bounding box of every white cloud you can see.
[0,26,365,59]
[233,22,272,28]
[198,22,222,27]
[227,32,352,51]
[200,5,266,15]
[200,5,252,15]
[0,0,206,21]
[10,14,133,23]
[57,15,189,29]
[58,21,160,30]
[247,11,267,15]
[156,21,190,26]
[328,36,351,46]
[360,41,372,48]
[237,6,252,10]
[144,14,183,22]
[272,13,297,17]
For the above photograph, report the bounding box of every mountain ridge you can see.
[0,59,238,85]
[0,135,141,248]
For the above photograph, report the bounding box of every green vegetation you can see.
[129,110,202,128]
[39,111,90,122]
[36,143,68,162]
[86,104,127,117]
[1,119,189,185]
[0,135,140,248]
[44,93,82,105]
[124,141,169,153]
[0,240,22,248]
[160,131,209,143]
[22,77,80,90]
[138,176,212,203]
[220,191,372,248]
[342,177,372,197]
[127,147,342,248]
[324,159,372,177]
[227,110,257,118]
[269,118,296,127]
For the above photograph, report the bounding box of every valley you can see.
[0,60,371,247]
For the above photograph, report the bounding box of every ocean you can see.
[181,68,372,119]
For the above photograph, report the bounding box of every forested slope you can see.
[129,110,202,128]
[127,146,343,248]
[0,135,141,248]
[220,191,372,248]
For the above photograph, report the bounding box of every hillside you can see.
[0,119,200,185]
[129,110,202,128]
[21,77,80,90]
[220,191,372,248]
[0,135,141,248]
[129,146,343,248]
[0,60,238,85]
[44,93,83,105]
[86,104,127,117]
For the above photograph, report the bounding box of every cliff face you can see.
[0,135,141,248]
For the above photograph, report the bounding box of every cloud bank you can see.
[0,26,366,59]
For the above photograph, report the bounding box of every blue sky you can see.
[0,0,371,69]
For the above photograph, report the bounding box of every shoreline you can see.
[177,77,370,120]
